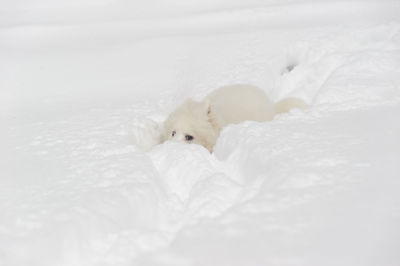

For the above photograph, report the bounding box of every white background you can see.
[1,1,400,265]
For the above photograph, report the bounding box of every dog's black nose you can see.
[185,135,194,141]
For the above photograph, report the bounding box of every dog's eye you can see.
[185,135,194,141]
[172,131,176,137]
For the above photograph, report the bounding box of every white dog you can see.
[163,84,307,152]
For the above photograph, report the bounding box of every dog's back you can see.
[206,84,275,129]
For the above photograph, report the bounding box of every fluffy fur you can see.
[163,84,307,152]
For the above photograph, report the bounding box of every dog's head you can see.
[163,99,217,152]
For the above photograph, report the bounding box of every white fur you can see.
[163,84,306,152]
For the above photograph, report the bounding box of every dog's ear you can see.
[203,99,211,116]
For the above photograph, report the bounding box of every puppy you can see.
[163,84,307,152]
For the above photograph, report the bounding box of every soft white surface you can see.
[1,1,400,266]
